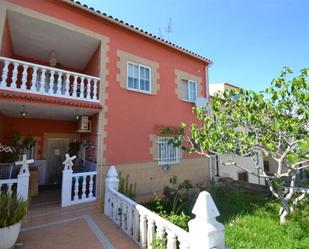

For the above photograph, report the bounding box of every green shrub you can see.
[151,236,167,249]
[118,172,136,199]
[0,193,28,228]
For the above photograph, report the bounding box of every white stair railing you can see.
[61,154,97,207]
[104,166,226,249]
[0,56,100,102]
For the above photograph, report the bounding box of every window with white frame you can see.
[181,79,197,102]
[157,137,180,165]
[127,62,151,93]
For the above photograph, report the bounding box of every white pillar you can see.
[15,154,33,201]
[61,169,73,207]
[61,154,76,207]
[17,172,30,201]
[188,191,225,249]
[104,166,119,215]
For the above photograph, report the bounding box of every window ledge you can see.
[181,99,195,104]
[126,87,153,95]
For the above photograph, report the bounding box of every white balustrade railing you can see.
[72,171,97,203]
[0,56,100,102]
[106,186,190,249]
[0,178,18,197]
[61,154,97,207]
[104,166,226,249]
[0,154,31,201]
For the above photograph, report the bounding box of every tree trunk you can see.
[280,210,288,224]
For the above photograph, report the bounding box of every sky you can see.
[82,0,309,91]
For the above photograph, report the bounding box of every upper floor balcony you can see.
[0,9,102,105]
[0,56,100,102]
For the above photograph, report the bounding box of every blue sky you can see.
[83,0,308,91]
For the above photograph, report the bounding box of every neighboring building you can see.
[0,0,212,203]
[209,83,266,185]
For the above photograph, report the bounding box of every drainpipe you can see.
[205,66,210,113]
[205,65,215,181]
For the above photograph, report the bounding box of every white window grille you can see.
[181,79,197,102]
[127,62,151,93]
[157,137,180,165]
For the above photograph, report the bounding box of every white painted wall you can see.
[216,154,265,185]
[209,83,266,185]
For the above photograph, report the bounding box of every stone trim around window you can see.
[149,134,183,162]
[116,50,160,95]
[175,69,203,101]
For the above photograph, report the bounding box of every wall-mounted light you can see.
[49,50,57,67]
[21,105,27,118]
[76,109,80,120]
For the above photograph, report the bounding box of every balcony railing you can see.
[0,56,100,102]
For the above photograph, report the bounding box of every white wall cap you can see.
[106,165,118,178]
[192,191,220,219]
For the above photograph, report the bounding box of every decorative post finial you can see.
[189,191,225,249]
[63,154,76,171]
[15,154,34,175]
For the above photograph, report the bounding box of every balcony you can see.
[0,56,100,103]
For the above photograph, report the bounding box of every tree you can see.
[169,68,309,224]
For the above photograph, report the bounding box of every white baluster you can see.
[89,174,94,198]
[117,199,122,226]
[0,60,10,88]
[179,239,190,249]
[147,218,155,249]
[121,201,128,231]
[74,176,79,201]
[167,230,177,249]
[133,209,140,242]
[93,79,98,100]
[7,183,13,197]
[80,76,85,98]
[11,62,19,89]
[81,175,86,199]
[72,75,78,98]
[56,72,63,95]
[48,70,55,94]
[30,66,38,92]
[21,64,28,91]
[114,196,119,224]
[140,214,147,248]
[110,194,115,219]
[156,224,165,239]
[39,68,46,93]
[65,73,70,96]
[86,78,91,100]
[127,205,133,236]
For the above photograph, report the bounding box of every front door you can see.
[46,138,69,185]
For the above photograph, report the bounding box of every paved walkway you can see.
[18,190,139,249]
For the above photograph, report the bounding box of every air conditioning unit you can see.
[77,116,91,133]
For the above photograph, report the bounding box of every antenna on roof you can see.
[166,18,173,41]
[158,28,163,39]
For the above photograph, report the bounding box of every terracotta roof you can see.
[63,0,213,64]
[0,90,103,110]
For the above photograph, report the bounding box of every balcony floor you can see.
[19,190,138,249]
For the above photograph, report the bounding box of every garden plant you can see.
[167,68,309,224]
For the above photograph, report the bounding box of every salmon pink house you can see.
[0,0,212,205]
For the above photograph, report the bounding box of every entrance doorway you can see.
[46,138,70,185]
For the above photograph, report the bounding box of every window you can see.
[263,160,270,173]
[181,79,197,102]
[238,171,248,182]
[127,62,151,93]
[157,137,180,165]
